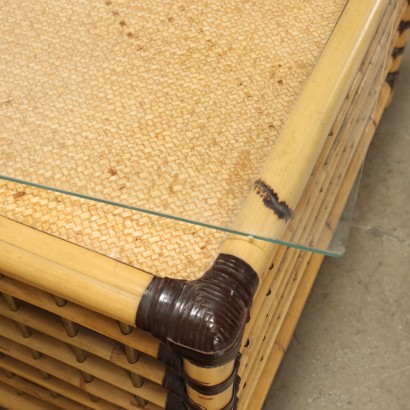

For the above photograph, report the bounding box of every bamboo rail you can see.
[238,1,408,406]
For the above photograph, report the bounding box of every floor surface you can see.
[263,51,410,410]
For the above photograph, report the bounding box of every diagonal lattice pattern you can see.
[1,0,346,228]
[0,180,225,279]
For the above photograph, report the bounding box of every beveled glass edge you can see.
[0,164,365,257]
[326,162,365,257]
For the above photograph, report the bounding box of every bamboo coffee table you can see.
[0,0,408,409]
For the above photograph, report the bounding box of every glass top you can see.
[0,0,385,256]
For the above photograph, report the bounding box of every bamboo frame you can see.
[221,0,391,268]
[183,2,394,406]
[0,0,407,408]
[239,78,382,381]
[0,217,151,325]
[239,3,394,355]
[238,2,406,405]
[241,72,396,410]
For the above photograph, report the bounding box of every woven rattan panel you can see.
[1,0,347,279]
[0,180,225,279]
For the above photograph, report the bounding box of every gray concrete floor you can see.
[263,51,410,410]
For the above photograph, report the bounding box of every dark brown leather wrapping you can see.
[164,370,240,410]
[162,353,241,395]
[386,70,399,89]
[136,253,259,367]
[392,46,405,59]
[160,343,242,408]
[158,343,183,371]
[136,253,258,409]
[398,19,410,34]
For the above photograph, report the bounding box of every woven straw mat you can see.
[0,0,347,279]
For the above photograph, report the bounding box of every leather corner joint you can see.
[135,253,259,367]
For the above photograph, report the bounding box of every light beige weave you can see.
[0,0,347,279]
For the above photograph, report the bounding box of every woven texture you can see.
[0,0,347,279]
[0,180,225,279]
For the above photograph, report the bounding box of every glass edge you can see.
[0,170,360,257]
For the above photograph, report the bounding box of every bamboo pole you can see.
[0,217,152,325]
[0,276,160,357]
[0,340,164,409]
[239,42,397,407]
[242,22,391,372]
[240,8,391,352]
[0,296,164,383]
[0,217,151,295]
[240,22,394,404]
[221,0,391,274]
[0,238,145,325]
[240,79,385,393]
[0,315,166,405]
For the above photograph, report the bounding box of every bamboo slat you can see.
[240,5,392,351]
[0,381,61,410]
[0,343,163,410]
[0,275,160,357]
[0,297,164,383]
[0,316,166,405]
[0,368,89,410]
[0,355,122,410]
[237,3,407,407]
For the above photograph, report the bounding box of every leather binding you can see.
[136,253,259,408]
[386,70,399,89]
[136,253,259,367]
